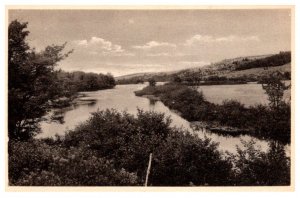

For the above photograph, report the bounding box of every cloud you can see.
[73,36,124,54]
[133,41,176,50]
[74,39,88,46]
[185,34,260,46]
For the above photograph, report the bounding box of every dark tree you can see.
[260,72,291,144]
[8,20,72,140]
[261,72,290,110]
[148,78,156,87]
[172,75,182,83]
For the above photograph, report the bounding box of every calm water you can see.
[198,82,291,107]
[39,82,291,155]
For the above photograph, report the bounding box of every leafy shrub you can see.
[9,109,290,186]
[229,140,290,186]
[151,131,233,186]
[216,100,249,128]
[63,109,234,186]
[148,78,156,86]
[63,109,172,182]
[9,140,138,186]
[10,109,235,186]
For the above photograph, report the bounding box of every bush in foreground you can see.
[9,140,138,186]
[9,109,290,186]
[9,109,232,186]
[229,140,290,186]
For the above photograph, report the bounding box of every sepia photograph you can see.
[6,6,294,190]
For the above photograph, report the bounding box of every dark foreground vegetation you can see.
[135,74,291,144]
[9,109,290,186]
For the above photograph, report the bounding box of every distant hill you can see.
[115,71,177,80]
[220,63,290,79]
[116,51,291,84]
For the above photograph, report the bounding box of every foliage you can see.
[134,83,182,97]
[8,20,72,140]
[151,132,233,186]
[148,78,156,87]
[9,140,138,186]
[117,77,144,85]
[9,110,234,186]
[135,80,291,144]
[235,51,291,71]
[63,110,234,186]
[8,20,116,140]
[56,70,116,93]
[172,75,182,83]
[261,72,290,109]
[216,100,249,128]
[9,108,290,186]
[63,109,171,181]
[229,140,290,186]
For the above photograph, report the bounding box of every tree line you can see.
[56,70,115,95]
[234,51,291,71]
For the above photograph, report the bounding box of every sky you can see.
[9,9,291,76]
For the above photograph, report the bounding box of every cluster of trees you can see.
[56,71,115,95]
[135,73,291,144]
[9,109,290,186]
[117,77,144,85]
[116,73,172,85]
[8,20,73,140]
[171,74,249,86]
[8,20,116,140]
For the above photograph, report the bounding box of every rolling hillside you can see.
[116,51,291,84]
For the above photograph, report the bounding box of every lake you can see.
[39,82,291,155]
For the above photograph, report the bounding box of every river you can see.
[39,82,291,155]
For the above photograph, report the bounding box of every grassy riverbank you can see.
[135,83,291,144]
